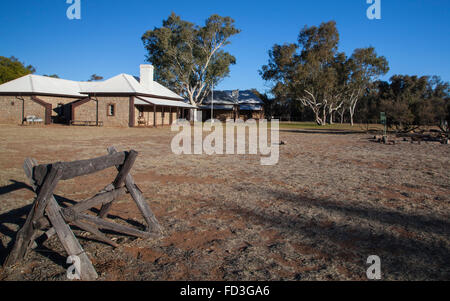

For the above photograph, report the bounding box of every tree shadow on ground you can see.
[224,188,449,280]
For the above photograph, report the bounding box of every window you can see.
[107,104,115,116]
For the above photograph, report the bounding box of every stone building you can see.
[199,90,265,122]
[0,65,195,127]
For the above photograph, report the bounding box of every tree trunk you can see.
[314,110,322,125]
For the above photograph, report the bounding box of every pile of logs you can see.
[373,135,396,145]
[373,132,449,145]
[4,146,162,280]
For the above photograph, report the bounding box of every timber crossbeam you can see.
[4,147,162,280]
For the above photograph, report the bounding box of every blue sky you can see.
[0,0,449,92]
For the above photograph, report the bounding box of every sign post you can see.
[380,112,387,137]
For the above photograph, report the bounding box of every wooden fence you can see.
[4,146,162,280]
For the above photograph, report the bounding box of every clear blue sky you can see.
[0,0,449,93]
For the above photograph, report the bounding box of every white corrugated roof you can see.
[0,73,184,100]
[136,96,195,108]
[82,74,183,100]
[149,81,183,100]
[81,74,147,95]
[0,74,90,97]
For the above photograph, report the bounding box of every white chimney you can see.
[140,64,154,90]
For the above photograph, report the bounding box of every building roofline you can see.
[0,92,85,98]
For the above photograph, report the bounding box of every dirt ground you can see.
[0,124,448,281]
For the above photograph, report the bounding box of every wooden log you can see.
[46,227,56,239]
[46,198,98,280]
[113,150,138,188]
[33,151,127,186]
[32,163,64,221]
[70,219,119,248]
[4,163,63,266]
[24,158,98,280]
[107,147,162,233]
[71,186,127,213]
[24,158,39,190]
[20,158,97,280]
[4,204,37,266]
[126,182,162,234]
[98,150,138,218]
[33,216,50,230]
[76,213,156,239]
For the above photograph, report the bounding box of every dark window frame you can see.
[107,103,116,117]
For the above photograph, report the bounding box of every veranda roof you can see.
[135,96,196,108]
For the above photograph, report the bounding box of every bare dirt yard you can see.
[0,124,448,281]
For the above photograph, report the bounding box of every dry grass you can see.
[0,124,449,281]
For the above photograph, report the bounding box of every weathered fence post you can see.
[4,147,162,280]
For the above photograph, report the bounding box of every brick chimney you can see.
[140,64,154,90]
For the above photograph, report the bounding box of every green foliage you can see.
[251,89,275,119]
[347,47,389,87]
[142,13,240,105]
[260,21,388,126]
[359,75,449,132]
[0,56,35,84]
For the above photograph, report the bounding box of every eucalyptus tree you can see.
[261,21,391,125]
[142,13,240,106]
[345,47,389,126]
[378,75,449,132]
[261,21,341,125]
[327,52,349,124]
[295,21,341,125]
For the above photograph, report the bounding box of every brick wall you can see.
[73,96,131,127]
[74,99,96,122]
[99,96,130,127]
[38,95,81,123]
[0,95,47,124]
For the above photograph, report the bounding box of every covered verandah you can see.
[134,96,195,127]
